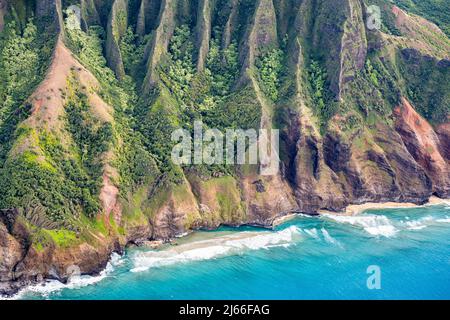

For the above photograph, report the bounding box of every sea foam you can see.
[323,214,398,237]
[131,226,302,273]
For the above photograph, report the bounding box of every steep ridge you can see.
[136,0,162,37]
[80,0,101,30]
[0,0,449,295]
[237,0,278,85]
[0,37,122,294]
[142,0,177,91]
[194,0,212,71]
[105,0,128,80]
[0,0,6,32]
[338,0,367,99]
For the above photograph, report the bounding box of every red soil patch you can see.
[394,97,448,176]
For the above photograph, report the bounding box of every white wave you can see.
[399,215,450,230]
[9,253,122,300]
[437,216,450,223]
[324,212,450,236]
[323,214,398,237]
[321,228,342,247]
[401,216,433,230]
[131,226,301,273]
[403,220,427,230]
[302,228,320,239]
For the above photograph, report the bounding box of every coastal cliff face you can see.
[0,0,449,295]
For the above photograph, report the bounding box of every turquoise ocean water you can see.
[13,204,450,300]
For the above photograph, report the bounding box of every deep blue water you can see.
[16,204,450,300]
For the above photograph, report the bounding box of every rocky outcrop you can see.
[0,209,122,296]
[436,123,450,161]
[292,115,349,213]
[285,112,440,213]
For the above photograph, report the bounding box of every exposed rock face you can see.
[0,210,119,296]
[394,98,450,198]
[292,114,349,213]
[221,0,239,48]
[436,124,450,161]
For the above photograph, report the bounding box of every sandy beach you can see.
[319,196,450,216]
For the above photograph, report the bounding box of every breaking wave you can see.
[131,226,302,273]
[323,214,398,237]
[323,212,450,237]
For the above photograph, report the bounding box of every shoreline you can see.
[4,196,450,299]
[318,196,450,217]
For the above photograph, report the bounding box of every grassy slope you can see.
[393,0,450,37]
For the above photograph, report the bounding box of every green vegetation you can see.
[0,99,106,224]
[0,16,159,230]
[256,49,284,101]
[137,24,255,181]
[206,37,239,97]
[0,20,38,118]
[44,229,79,248]
[398,52,449,124]
[307,60,336,131]
[160,25,196,107]
[0,19,50,164]
[66,26,118,86]
[119,26,148,81]
[394,0,450,37]
[64,85,111,216]
[344,58,396,122]
[66,22,159,193]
